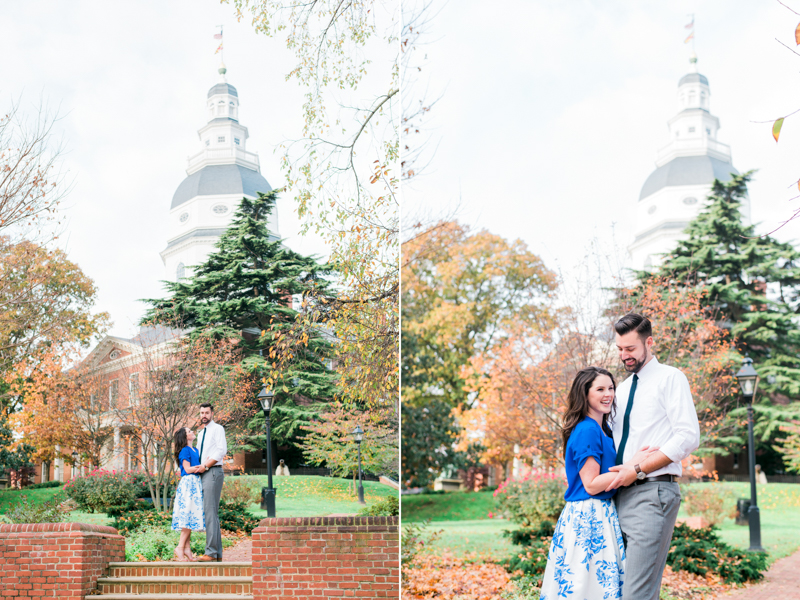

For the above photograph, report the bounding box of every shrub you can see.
[358,495,399,516]
[112,505,169,536]
[221,476,259,505]
[218,500,260,534]
[500,575,542,600]
[63,469,138,514]
[23,481,63,490]
[502,521,553,587]
[125,525,233,562]
[680,484,736,526]
[0,493,65,524]
[667,524,768,584]
[494,470,566,529]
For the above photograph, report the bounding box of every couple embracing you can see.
[170,403,227,562]
[539,313,701,600]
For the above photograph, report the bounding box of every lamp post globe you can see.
[258,386,277,517]
[735,357,763,552]
[353,425,366,505]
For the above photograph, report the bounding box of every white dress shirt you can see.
[197,420,228,466]
[610,357,700,477]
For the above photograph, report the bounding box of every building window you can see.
[205,139,210,147]
[129,373,139,402]
[688,127,696,133]
[179,212,189,223]
[234,138,240,145]
[706,128,711,135]
[218,136,225,143]
[647,205,657,215]
[109,380,119,409]
[89,394,97,411]
[109,350,120,360]
[683,197,698,205]
[177,262,185,280]
[262,448,267,463]
[212,204,229,215]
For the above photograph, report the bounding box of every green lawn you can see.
[402,490,498,522]
[0,475,397,524]
[404,483,800,564]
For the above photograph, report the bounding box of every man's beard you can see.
[200,417,209,424]
[623,354,647,373]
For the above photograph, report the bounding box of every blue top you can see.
[564,416,617,502]
[178,446,200,477]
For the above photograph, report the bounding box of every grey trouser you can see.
[615,482,681,600]
[201,466,224,558]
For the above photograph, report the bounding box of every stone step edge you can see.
[98,576,252,584]
[92,595,253,600]
[108,562,252,567]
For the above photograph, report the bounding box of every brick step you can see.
[98,576,252,595]
[108,562,252,578]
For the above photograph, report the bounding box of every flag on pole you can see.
[685,16,694,29]
[684,32,694,44]
[214,32,223,39]
[215,43,223,54]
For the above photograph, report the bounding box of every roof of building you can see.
[639,155,738,200]
[208,83,238,98]
[679,72,709,87]
[171,164,272,209]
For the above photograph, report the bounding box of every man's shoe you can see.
[216,556,222,562]
[197,555,216,562]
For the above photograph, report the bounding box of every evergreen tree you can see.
[143,191,339,449]
[652,172,800,401]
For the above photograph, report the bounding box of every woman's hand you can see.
[627,445,659,466]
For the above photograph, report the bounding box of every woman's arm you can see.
[182,459,200,474]
[579,446,658,495]
[579,457,618,495]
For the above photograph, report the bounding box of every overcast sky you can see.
[4,1,343,339]
[404,0,800,282]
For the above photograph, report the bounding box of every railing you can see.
[655,137,732,164]
[186,147,260,173]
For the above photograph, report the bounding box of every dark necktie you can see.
[199,428,207,464]
[615,374,639,465]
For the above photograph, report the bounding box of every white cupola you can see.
[160,65,275,284]
[628,54,747,272]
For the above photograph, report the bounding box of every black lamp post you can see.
[735,357,763,552]
[257,386,277,517]
[353,425,366,505]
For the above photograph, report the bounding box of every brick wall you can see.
[252,516,399,599]
[0,522,125,598]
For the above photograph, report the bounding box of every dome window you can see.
[648,205,657,215]
[688,127,696,133]
[218,136,225,143]
[212,204,229,215]
[177,262,186,280]
[234,138,240,146]
[179,212,189,223]
[205,139,210,147]
[683,197,698,205]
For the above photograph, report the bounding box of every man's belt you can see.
[629,474,677,486]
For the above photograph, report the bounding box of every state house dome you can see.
[171,164,271,209]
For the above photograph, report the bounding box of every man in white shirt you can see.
[606,313,700,600]
[196,403,228,562]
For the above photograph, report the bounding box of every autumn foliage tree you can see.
[300,402,397,494]
[401,221,557,486]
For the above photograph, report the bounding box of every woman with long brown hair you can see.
[171,427,205,561]
[539,367,656,600]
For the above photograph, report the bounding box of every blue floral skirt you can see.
[171,474,205,532]
[539,498,625,600]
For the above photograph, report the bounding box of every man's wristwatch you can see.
[634,464,646,480]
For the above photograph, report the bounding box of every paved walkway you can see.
[221,538,252,562]
[712,548,800,599]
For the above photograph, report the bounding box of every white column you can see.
[54,445,62,482]
[113,427,122,472]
